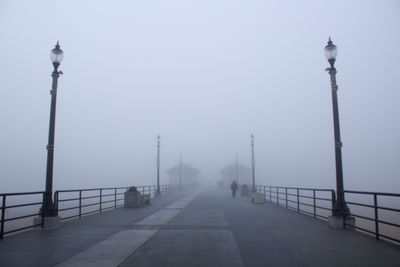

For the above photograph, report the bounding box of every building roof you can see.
[220,163,251,177]
[166,163,200,176]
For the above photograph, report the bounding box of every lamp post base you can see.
[34,216,61,229]
[155,190,161,198]
[328,215,355,229]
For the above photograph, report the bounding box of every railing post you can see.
[263,186,266,200]
[99,189,103,213]
[1,195,6,239]
[313,190,316,218]
[54,191,59,212]
[297,188,300,213]
[331,190,336,215]
[374,194,380,240]
[114,188,117,209]
[285,188,288,209]
[42,193,46,228]
[276,187,279,207]
[269,187,272,204]
[79,191,82,218]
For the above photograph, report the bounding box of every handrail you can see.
[343,190,400,244]
[55,185,175,221]
[343,190,400,196]
[0,184,180,239]
[258,186,334,192]
[55,187,128,193]
[256,185,335,220]
[0,191,45,239]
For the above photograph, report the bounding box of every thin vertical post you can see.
[78,191,82,218]
[114,188,117,209]
[313,190,316,218]
[99,189,103,213]
[297,189,300,213]
[1,195,6,239]
[251,134,256,192]
[179,154,183,190]
[156,135,161,197]
[269,187,272,204]
[285,188,288,209]
[374,194,380,240]
[276,187,279,206]
[235,153,239,184]
[263,186,266,199]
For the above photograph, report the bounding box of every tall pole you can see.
[156,135,161,197]
[44,42,63,217]
[235,153,239,184]
[251,134,256,192]
[179,154,182,190]
[325,38,349,218]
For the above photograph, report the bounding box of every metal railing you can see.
[343,190,400,244]
[256,185,335,220]
[0,191,45,239]
[0,184,180,239]
[55,185,175,221]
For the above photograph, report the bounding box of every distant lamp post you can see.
[44,41,64,217]
[251,134,256,192]
[324,38,350,219]
[179,154,183,190]
[235,154,239,184]
[155,135,161,197]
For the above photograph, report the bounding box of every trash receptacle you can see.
[124,186,143,208]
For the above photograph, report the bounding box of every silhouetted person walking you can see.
[231,180,238,197]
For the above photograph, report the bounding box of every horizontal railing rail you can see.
[0,191,45,239]
[256,185,335,220]
[343,190,400,244]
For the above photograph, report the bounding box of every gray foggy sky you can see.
[1,0,399,192]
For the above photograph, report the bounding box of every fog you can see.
[1,1,399,193]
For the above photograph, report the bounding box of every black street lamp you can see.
[251,134,256,192]
[155,135,161,197]
[43,41,63,217]
[324,38,350,218]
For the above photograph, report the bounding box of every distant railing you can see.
[0,191,45,239]
[343,190,400,244]
[0,184,180,239]
[256,185,335,220]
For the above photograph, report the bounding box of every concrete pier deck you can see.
[0,188,399,267]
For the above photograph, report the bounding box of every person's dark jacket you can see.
[231,181,238,191]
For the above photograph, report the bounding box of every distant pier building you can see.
[166,163,199,186]
[220,163,251,187]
